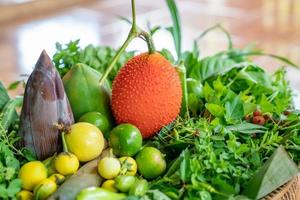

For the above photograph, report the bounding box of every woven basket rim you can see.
[262,174,299,200]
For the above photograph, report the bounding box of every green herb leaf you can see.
[226,122,266,134]
[7,179,21,197]
[224,95,244,124]
[205,103,224,117]
[180,149,191,182]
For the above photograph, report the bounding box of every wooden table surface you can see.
[0,0,300,94]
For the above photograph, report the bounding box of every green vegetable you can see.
[62,63,113,125]
[76,187,126,200]
[129,179,149,197]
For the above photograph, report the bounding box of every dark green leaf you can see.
[189,56,236,82]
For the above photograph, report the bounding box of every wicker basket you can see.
[262,175,300,200]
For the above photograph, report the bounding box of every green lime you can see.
[79,112,110,138]
[114,175,136,193]
[109,124,142,157]
[136,147,166,180]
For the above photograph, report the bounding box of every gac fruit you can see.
[111,52,182,138]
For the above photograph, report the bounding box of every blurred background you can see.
[0,0,300,92]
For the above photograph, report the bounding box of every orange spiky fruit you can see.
[111,52,182,138]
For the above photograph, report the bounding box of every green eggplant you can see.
[114,175,136,193]
[18,50,74,160]
[62,63,113,135]
[76,187,126,200]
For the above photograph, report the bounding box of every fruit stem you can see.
[109,148,114,157]
[131,0,136,27]
[99,0,155,86]
[175,61,189,118]
[61,132,69,153]
[138,31,156,54]
[99,33,136,86]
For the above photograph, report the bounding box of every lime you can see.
[135,147,166,179]
[109,124,142,156]
[79,112,110,138]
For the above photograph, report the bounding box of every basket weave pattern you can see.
[262,175,300,200]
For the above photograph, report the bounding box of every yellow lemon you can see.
[16,190,33,200]
[101,180,118,192]
[65,122,105,162]
[18,161,47,191]
[54,152,79,175]
[48,173,65,185]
